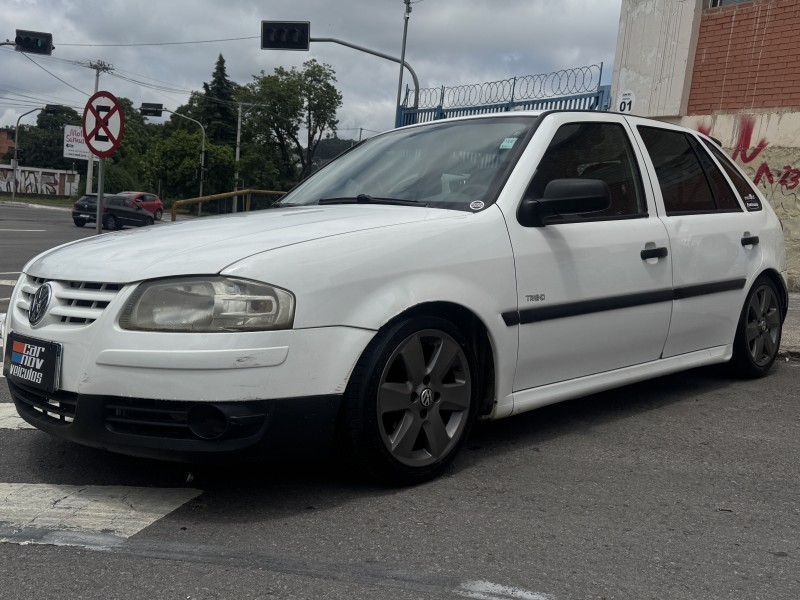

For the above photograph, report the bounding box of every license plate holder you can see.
[3,332,62,393]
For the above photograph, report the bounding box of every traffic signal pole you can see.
[11,107,43,203]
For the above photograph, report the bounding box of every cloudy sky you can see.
[2,0,623,139]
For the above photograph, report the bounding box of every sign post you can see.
[82,91,124,234]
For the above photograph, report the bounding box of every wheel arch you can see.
[758,268,789,322]
[369,301,497,417]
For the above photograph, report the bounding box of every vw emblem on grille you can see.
[28,282,52,326]
[420,388,434,408]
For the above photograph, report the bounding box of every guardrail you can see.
[170,189,286,221]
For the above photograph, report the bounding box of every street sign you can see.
[140,103,163,117]
[82,91,125,157]
[63,124,91,161]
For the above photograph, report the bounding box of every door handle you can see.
[640,247,668,260]
[741,235,760,246]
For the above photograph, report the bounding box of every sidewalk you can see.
[781,292,800,358]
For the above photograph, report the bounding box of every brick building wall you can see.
[688,0,800,114]
[0,128,14,156]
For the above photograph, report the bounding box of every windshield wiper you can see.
[318,194,426,207]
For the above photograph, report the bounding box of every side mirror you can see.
[517,178,611,227]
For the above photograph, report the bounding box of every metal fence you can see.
[396,63,611,127]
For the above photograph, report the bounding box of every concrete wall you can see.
[611,0,703,117]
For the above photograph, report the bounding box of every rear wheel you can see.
[730,275,783,378]
[73,218,86,227]
[154,208,163,221]
[341,316,477,485]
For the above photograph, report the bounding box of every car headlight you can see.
[119,276,295,332]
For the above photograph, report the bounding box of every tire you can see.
[154,208,163,221]
[73,218,86,227]
[144,217,154,226]
[730,275,783,378]
[341,316,478,485]
[103,215,118,230]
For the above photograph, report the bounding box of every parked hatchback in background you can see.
[118,191,164,220]
[72,194,155,230]
[5,110,788,485]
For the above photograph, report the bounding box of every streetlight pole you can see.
[234,102,257,213]
[11,107,43,203]
[164,110,206,213]
[396,0,413,111]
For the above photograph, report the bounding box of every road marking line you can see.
[0,483,201,539]
[0,404,33,429]
[0,280,18,286]
[0,229,45,232]
[457,581,555,600]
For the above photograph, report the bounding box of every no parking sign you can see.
[82,91,124,157]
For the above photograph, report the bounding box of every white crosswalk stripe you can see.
[0,403,32,429]
[0,483,201,541]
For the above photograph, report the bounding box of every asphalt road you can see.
[1,203,799,599]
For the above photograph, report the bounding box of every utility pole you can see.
[234,102,257,213]
[83,60,113,195]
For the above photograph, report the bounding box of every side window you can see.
[638,126,717,215]
[701,138,762,210]
[526,121,646,220]
[687,136,742,212]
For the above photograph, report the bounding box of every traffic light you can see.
[140,103,164,117]
[261,21,310,51]
[15,30,53,55]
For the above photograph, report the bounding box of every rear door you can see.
[631,119,761,356]
[501,113,674,391]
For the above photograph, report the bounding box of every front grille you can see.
[9,381,77,424]
[18,275,123,326]
[105,398,194,439]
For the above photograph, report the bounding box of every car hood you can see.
[26,205,464,283]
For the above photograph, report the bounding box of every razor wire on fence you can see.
[406,64,604,109]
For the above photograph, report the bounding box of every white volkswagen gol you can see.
[3,111,788,484]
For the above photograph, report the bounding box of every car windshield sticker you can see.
[469,200,485,211]
[499,137,517,150]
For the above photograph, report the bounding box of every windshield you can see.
[281,116,538,212]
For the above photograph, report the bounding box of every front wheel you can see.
[103,215,118,230]
[341,316,478,485]
[730,275,783,378]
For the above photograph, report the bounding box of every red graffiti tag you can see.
[731,117,768,164]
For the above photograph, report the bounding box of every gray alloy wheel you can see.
[103,214,118,230]
[731,276,783,377]
[154,208,163,221]
[342,316,478,485]
[376,328,472,468]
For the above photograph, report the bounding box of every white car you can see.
[2,111,788,484]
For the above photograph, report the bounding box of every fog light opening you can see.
[187,404,229,440]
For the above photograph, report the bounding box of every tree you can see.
[199,55,238,147]
[2,105,82,171]
[244,59,343,183]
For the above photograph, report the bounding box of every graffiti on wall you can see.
[0,166,71,195]
[697,116,800,231]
